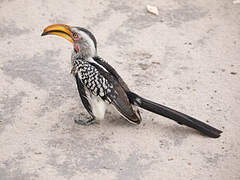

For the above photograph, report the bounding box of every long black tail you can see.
[126,91,222,138]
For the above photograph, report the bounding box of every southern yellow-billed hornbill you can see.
[41,24,222,138]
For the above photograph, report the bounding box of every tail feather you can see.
[126,91,222,138]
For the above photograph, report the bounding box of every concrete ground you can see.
[0,0,240,179]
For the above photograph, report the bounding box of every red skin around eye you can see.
[73,34,81,41]
[74,43,79,52]
[73,34,81,52]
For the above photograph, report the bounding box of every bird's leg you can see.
[74,115,97,125]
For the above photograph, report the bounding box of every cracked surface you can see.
[0,0,240,179]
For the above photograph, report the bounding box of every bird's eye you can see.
[73,32,78,39]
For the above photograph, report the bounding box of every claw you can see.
[74,117,96,125]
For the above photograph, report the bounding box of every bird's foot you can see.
[74,117,97,125]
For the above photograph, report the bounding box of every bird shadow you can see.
[66,110,208,140]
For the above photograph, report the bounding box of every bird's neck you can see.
[71,50,90,60]
[72,40,97,59]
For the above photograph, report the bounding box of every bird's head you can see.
[41,24,97,58]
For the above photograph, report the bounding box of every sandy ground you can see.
[0,0,240,179]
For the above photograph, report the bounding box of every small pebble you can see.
[35,152,42,155]
[152,61,160,65]
[230,72,237,75]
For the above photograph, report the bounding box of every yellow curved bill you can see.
[41,24,73,43]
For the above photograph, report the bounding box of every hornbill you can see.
[41,24,222,138]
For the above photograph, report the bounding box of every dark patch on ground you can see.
[163,4,208,27]
[47,135,157,179]
[88,7,112,27]
[117,152,157,180]
[0,0,14,5]
[108,0,133,14]
[0,91,26,133]
[0,19,30,38]
[2,50,77,116]
[0,153,38,180]
[94,1,208,46]
[106,30,134,46]
[48,14,69,24]
[3,50,61,88]
[159,139,171,150]
[0,168,37,180]
[160,124,191,146]
[201,152,223,168]
[47,136,120,179]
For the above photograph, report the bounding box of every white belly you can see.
[89,95,107,120]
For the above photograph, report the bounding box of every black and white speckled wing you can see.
[74,60,114,102]
[92,56,142,122]
[75,73,95,118]
[74,60,141,124]
[92,56,130,91]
